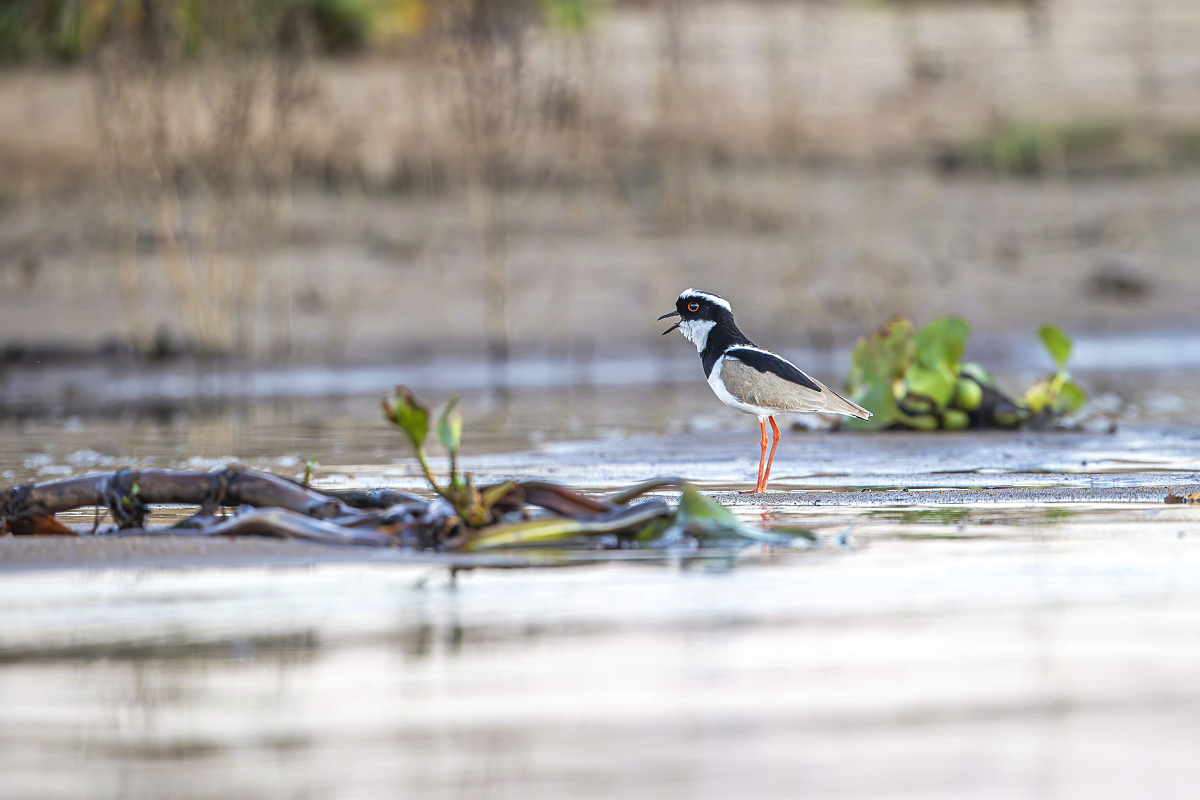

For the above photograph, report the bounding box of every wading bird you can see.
[659,289,871,493]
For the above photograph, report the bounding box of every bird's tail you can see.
[820,386,872,420]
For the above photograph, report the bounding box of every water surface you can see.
[1,365,1199,799]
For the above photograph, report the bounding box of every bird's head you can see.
[658,289,735,349]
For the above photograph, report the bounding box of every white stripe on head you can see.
[679,289,732,312]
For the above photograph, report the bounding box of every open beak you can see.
[658,311,680,335]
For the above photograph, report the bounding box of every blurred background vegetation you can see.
[0,0,1197,364]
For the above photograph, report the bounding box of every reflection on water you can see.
[0,383,718,486]
[5,504,1200,800]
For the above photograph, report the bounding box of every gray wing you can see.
[721,351,871,419]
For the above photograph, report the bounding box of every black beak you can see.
[658,311,680,335]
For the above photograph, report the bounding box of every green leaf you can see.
[913,317,971,371]
[844,381,898,430]
[876,317,916,369]
[1054,381,1087,416]
[301,457,319,487]
[437,395,463,454]
[382,386,429,449]
[959,362,995,388]
[845,318,919,429]
[904,363,958,409]
[845,339,874,395]
[677,484,742,534]
[1023,378,1052,414]
[466,517,592,550]
[847,317,914,393]
[662,485,808,546]
[1039,324,1073,371]
[463,482,810,551]
[479,481,515,511]
[465,503,670,551]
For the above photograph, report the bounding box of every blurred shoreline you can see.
[2,0,1198,364]
[5,1,1200,187]
[1,171,1197,366]
[2,329,1199,420]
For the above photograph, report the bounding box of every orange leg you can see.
[761,416,781,491]
[741,419,770,494]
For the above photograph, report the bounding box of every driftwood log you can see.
[0,465,677,551]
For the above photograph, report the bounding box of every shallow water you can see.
[1,365,1199,798]
[5,511,1200,800]
[2,366,1198,486]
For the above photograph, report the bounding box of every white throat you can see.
[679,319,716,352]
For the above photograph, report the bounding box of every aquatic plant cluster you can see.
[844,317,1086,431]
[0,464,796,552]
[0,388,805,553]
[380,386,805,549]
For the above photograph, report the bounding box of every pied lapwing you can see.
[659,289,871,493]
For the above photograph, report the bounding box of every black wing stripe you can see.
[726,348,821,392]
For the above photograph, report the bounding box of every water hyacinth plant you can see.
[378,386,811,550]
[1024,325,1087,419]
[382,387,513,528]
[843,318,1086,431]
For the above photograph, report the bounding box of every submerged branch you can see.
[0,466,796,556]
[0,465,353,535]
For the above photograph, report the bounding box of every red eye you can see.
[688,302,699,312]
